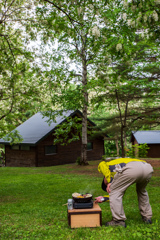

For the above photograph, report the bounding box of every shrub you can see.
[126,143,150,158]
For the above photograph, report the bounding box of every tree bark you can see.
[115,137,119,157]
[80,40,88,165]
[121,126,125,157]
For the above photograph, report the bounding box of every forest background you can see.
[0,0,160,164]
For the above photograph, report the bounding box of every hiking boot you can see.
[142,216,152,224]
[105,220,126,227]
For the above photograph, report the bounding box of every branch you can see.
[3,35,17,66]
[69,41,81,56]
[4,0,16,15]
[0,87,14,121]
[124,100,128,127]
[4,6,32,18]
[43,0,83,26]
[70,73,82,77]
[0,34,8,37]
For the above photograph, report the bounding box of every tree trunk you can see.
[81,104,88,165]
[124,132,127,157]
[115,137,119,157]
[121,126,125,157]
[80,42,88,165]
[115,90,125,158]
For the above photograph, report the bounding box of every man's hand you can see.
[107,183,111,193]
[95,196,104,203]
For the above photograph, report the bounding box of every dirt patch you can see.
[47,159,160,177]
[145,159,160,168]
[68,159,160,177]
[64,163,102,177]
[145,159,160,177]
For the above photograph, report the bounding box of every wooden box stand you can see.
[68,202,102,228]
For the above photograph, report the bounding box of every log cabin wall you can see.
[37,133,104,167]
[5,145,36,167]
[147,144,160,158]
[4,133,104,167]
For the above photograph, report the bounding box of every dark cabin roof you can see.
[0,110,96,146]
[132,131,160,144]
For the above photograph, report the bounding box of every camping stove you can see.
[72,193,93,209]
[73,199,93,209]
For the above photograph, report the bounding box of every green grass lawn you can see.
[0,160,160,240]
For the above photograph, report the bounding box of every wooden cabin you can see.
[0,110,104,167]
[131,131,160,158]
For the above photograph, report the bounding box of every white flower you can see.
[152,10,158,21]
[127,19,135,27]
[91,26,100,37]
[131,5,136,11]
[88,4,94,9]
[141,32,145,38]
[143,15,148,22]
[154,0,160,4]
[127,19,132,26]
[118,75,121,80]
[108,58,112,64]
[131,20,135,27]
[137,12,142,23]
[123,0,128,10]
[105,76,110,81]
[116,43,123,52]
[77,7,82,15]
[122,13,127,21]
[146,34,149,39]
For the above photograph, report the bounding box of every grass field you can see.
[0,160,160,240]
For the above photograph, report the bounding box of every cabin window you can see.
[87,142,93,151]
[21,145,30,151]
[45,145,57,155]
[11,145,20,150]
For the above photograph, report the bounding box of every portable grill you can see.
[73,199,93,209]
[72,193,93,209]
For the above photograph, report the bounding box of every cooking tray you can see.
[72,193,93,203]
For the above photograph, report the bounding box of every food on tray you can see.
[72,192,92,198]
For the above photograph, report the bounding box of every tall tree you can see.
[36,0,107,165]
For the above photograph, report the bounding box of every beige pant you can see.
[109,161,153,221]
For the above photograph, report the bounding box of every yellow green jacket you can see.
[98,158,146,183]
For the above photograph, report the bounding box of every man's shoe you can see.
[105,220,126,227]
[142,216,152,224]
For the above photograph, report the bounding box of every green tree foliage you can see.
[90,0,160,157]
[0,0,159,161]
[0,0,44,137]
[53,116,82,145]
